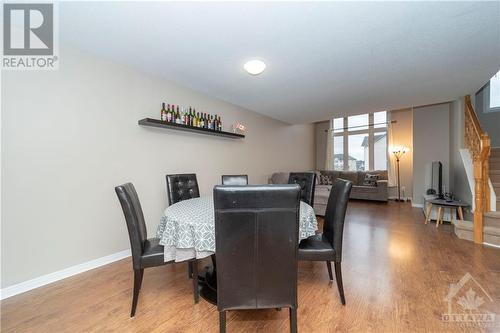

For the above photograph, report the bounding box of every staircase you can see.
[453,96,500,246]
[484,148,500,245]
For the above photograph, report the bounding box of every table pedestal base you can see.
[199,265,217,305]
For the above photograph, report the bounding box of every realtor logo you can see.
[2,2,58,69]
[442,273,497,328]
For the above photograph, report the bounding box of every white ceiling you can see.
[60,2,500,124]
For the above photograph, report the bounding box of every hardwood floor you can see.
[2,201,500,332]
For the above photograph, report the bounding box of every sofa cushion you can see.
[318,170,340,184]
[314,185,331,205]
[351,185,379,194]
[369,170,388,180]
[338,171,358,185]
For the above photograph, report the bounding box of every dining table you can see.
[156,195,318,303]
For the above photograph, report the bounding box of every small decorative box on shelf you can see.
[138,118,245,139]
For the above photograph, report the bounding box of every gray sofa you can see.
[269,170,388,216]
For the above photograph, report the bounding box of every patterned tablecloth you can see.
[156,196,318,262]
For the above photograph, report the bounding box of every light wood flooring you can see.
[2,201,500,332]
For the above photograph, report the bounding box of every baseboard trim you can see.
[411,203,424,208]
[483,242,500,249]
[0,249,131,300]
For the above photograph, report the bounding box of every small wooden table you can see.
[424,199,467,228]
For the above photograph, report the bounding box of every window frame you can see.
[331,112,388,171]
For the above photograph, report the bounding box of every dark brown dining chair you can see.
[166,173,200,279]
[298,178,352,305]
[288,172,316,207]
[221,174,248,185]
[166,173,200,205]
[214,184,301,333]
[115,183,199,317]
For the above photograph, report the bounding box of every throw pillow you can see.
[319,174,332,185]
[363,174,379,187]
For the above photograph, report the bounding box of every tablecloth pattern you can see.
[156,196,317,262]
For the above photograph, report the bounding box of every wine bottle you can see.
[176,106,181,124]
[195,111,200,127]
[161,103,167,121]
[218,116,222,131]
[166,104,172,122]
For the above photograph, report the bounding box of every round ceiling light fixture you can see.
[243,59,266,75]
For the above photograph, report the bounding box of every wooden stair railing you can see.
[464,95,491,243]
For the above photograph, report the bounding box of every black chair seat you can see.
[298,234,335,261]
[141,238,165,268]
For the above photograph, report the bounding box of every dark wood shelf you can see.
[138,118,245,139]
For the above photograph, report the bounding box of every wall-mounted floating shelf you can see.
[138,118,245,139]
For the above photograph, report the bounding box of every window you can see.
[490,70,500,109]
[348,114,368,131]
[333,136,344,170]
[348,133,368,171]
[331,111,388,171]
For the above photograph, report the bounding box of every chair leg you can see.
[192,260,199,303]
[188,261,193,279]
[326,261,333,281]
[334,262,346,305]
[289,307,297,333]
[219,311,226,333]
[139,269,144,290]
[131,269,143,317]
[211,254,217,268]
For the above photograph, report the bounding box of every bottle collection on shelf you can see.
[160,102,223,131]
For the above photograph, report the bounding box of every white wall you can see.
[1,46,315,288]
[412,103,451,205]
[475,84,500,147]
[314,121,330,170]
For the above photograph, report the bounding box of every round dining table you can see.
[155,196,318,304]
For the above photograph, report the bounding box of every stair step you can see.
[453,219,500,246]
[490,148,500,157]
[485,211,500,218]
[453,220,474,242]
[485,211,500,228]
[491,174,500,182]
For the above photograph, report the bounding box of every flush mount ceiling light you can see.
[243,59,266,75]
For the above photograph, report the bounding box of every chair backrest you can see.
[323,178,353,262]
[288,172,316,207]
[214,184,301,311]
[115,183,147,269]
[166,174,200,205]
[221,174,248,186]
